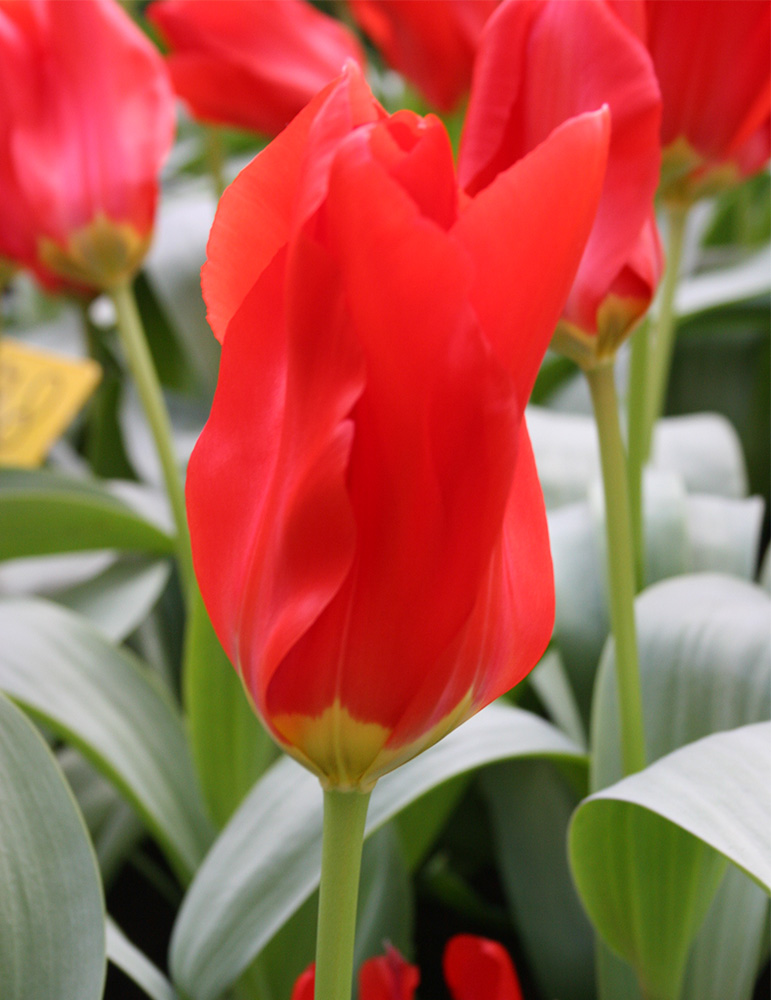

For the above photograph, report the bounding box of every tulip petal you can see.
[148,0,364,136]
[264,123,521,752]
[359,946,420,1000]
[444,935,524,1000]
[186,242,365,723]
[460,0,660,333]
[454,109,610,405]
[202,63,380,342]
[644,0,770,174]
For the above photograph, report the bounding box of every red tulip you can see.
[444,935,524,1000]
[348,0,498,111]
[186,63,609,789]
[293,938,522,999]
[147,0,364,137]
[611,0,771,200]
[459,0,662,365]
[0,0,174,291]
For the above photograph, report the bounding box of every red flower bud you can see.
[348,0,499,112]
[460,0,663,365]
[147,0,364,137]
[0,0,175,291]
[444,935,524,1000]
[612,0,771,202]
[186,64,609,789]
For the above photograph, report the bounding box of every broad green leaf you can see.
[0,468,174,560]
[0,692,106,1000]
[528,406,748,509]
[570,723,771,1000]
[55,555,171,642]
[183,589,278,828]
[591,574,771,1000]
[170,703,582,1000]
[676,245,771,318]
[106,918,178,1000]
[529,647,587,747]
[550,491,764,725]
[354,824,413,967]
[482,759,595,1000]
[59,748,144,885]
[393,773,470,871]
[0,598,213,882]
[667,302,769,504]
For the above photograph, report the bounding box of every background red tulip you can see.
[147,0,364,137]
[186,65,609,789]
[459,0,662,361]
[348,0,498,111]
[0,0,174,291]
[293,938,522,999]
[444,935,524,1000]
[611,0,770,198]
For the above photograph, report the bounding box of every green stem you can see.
[626,318,650,592]
[315,789,371,1000]
[204,127,227,201]
[586,363,647,776]
[643,203,690,461]
[111,280,194,598]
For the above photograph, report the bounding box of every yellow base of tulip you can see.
[273,689,475,791]
[39,213,150,291]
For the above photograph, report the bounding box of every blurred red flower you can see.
[460,0,662,364]
[348,0,498,111]
[610,0,771,200]
[0,0,174,291]
[147,0,364,137]
[186,64,608,789]
[444,935,524,1000]
[292,937,523,1000]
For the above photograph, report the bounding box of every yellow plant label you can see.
[0,338,101,468]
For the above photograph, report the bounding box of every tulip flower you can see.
[292,938,523,1000]
[460,0,662,366]
[348,0,498,112]
[610,0,771,203]
[186,62,609,791]
[147,0,364,137]
[0,0,174,291]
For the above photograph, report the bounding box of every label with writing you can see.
[0,338,101,468]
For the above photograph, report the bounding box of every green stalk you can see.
[315,789,372,1000]
[111,280,194,597]
[586,362,647,776]
[204,127,227,201]
[643,203,689,462]
[625,318,650,592]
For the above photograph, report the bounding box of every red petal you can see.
[290,966,315,1000]
[454,109,610,406]
[264,120,521,741]
[460,0,660,333]
[2,0,173,244]
[148,0,364,135]
[359,946,420,1000]
[643,0,770,173]
[443,936,524,1000]
[349,0,497,111]
[202,62,380,343]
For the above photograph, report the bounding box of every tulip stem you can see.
[111,279,194,598]
[586,362,646,776]
[642,202,689,462]
[204,127,227,200]
[626,317,650,591]
[315,788,371,1000]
